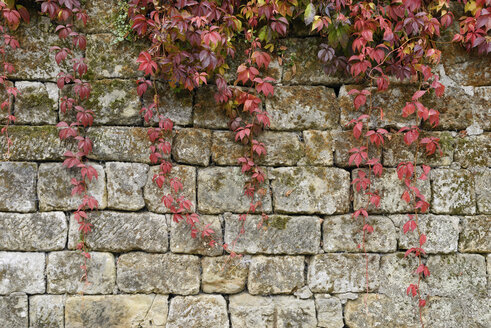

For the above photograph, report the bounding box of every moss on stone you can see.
[267,216,291,230]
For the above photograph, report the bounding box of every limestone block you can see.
[37,163,107,211]
[117,252,200,295]
[459,216,491,253]
[454,134,491,168]
[308,254,380,293]
[167,295,229,328]
[68,211,168,252]
[331,130,382,167]
[423,296,491,328]
[172,128,212,166]
[0,212,67,251]
[441,42,491,86]
[170,215,222,256]
[14,82,58,125]
[106,162,149,210]
[0,162,37,212]
[47,251,115,294]
[0,295,28,328]
[315,294,344,328]
[0,252,45,294]
[248,256,305,295]
[224,214,321,255]
[201,256,248,294]
[270,167,350,215]
[302,130,333,166]
[378,253,426,299]
[474,168,491,214]
[193,86,230,129]
[29,295,65,328]
[431,169,475,215]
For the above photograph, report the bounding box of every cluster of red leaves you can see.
[453,0,491,54]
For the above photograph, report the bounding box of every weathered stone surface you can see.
[265,86,339,130]
[65,294,168,328]
[0,162,37,212]
[248,256,305,295]
[331,130,382,167]
[68,211,168,252]
[224,214,321,255]
[488,254,491,296]
[87,127,153,163]
[193,87,229,129]
[201,256,248,294]
[167,295,229,328]
[0,295,28,328]
[37,163,107,211]
[302,130,333,166]
[144,165,196,213]
[172,128,212,166]
[353,168,431,214]
[197,167,272,214]
[441,42,491,86]
[29,295,64,328]
[211,131,304,166]
[117,252,200,295]
[391,214,460,254]
[474,168,491,214]
[229,293,317,328]
[106,162,149,210]
[87,34,145,79]
[0,212,66,251]
[0,252,45,294]
[323,215,397,253]
[170,215,222,256]
[47,251,115,294]
[83,0,119,33]
[270,167,350,215]
[459,216,491,253]
[315,294,344,328]
[14,82,58,125]
[308,254,380,293]
[378,253,426,299]
[423,296,491,328]
[431,169,476,215]
[454,134,491,168]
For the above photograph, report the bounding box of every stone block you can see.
[0,252,45,294]
[308,254,380,293]
[454,134,491,168]
[83,0,119,33]
[265,86,339,130]
[197,167,272,214]
[47,251,115,294]
[302,130,333,166]
[315,294,344,328]
[29,295,65,328]
[474,168,491,214]
[431,169,475,215]
[441,42,491,86]
[378,253,426,299]
[106,162,149,210]
[248,256,305,295]
[37,162,107,211]
[14,82,58,125]
[0,212,67,251]
[201,256,248,294]
[117,252,200,295]
[65,294,168,328]
[167,295,229,328]
[423,296,491,328]
[0,162,37,212]
[331,130,382,168]
[68,211,168,253]
[172,128,212,166]
[170,215,222,256]
[144,165,196,213]
[224,214,321,255]
[323,215,397,253]
[270,167,350,215]
[459,216,491,253]
[0,295,28,328]
[193,86,229,129]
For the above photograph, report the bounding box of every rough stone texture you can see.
[15,82,58,125]
[266,86,339,130]
[423,296,491,328]
[441,42,491,86]
[224,214,321,255]
[65,294,168,328]
[0,252,45,294]
[0,162,37,212]
[117,252,200,295]
[315,294,344,328]
[229,293,317,328]
[331,130,382,167]
[37,163,107,211]
[172,128,212,166]
[323,215,397,253]
[193,87,229,129]
[201,256,248,294]
[431,169,476,215]
[68,211,168,253]
[454,134,491,168]
[197,167,272,214]
[270,167,350,215]
[47,251,115,294]
[167,295,229,328]
[211,131,304,166]
[353,168,431,214]
[106,162,148,210]
[459,216,491,253]
[302,130,334,166]
[144,165,196,213]
[0,212,66,251]
[391,214,460,254]
[29,295,65,328]
[248,256,305,295]
[474,168,491,214]
[308,254,380,293]
[170,215,222,256]
[83,0,119,33]
[0,295,28,328]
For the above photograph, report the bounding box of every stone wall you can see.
[0,2,490,327]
